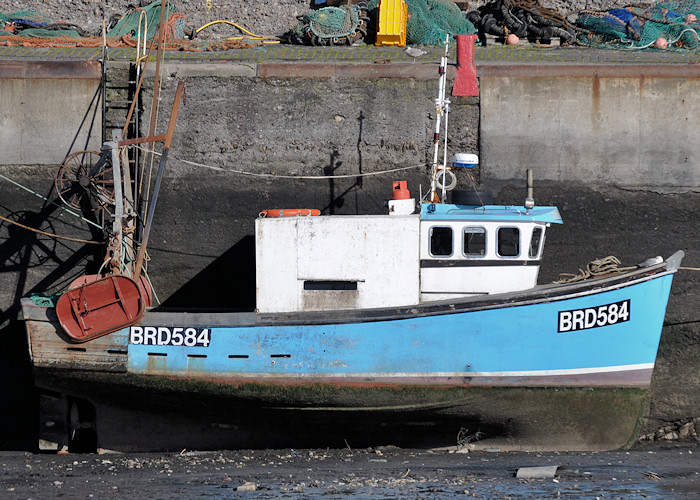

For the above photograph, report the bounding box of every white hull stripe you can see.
[460,363,654,378]
[157,363,654,379]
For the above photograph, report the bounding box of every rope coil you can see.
[554,255,637,283]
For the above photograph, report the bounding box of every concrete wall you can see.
[0,62,101,165]
[4,61,699,193]
[480,65,700,191]
[141,63,477,185]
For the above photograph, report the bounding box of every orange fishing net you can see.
[0,12,257,51]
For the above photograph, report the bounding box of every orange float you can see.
[261,209,321,217]
[654,37,668,49]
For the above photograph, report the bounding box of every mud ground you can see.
[1,442,698,498]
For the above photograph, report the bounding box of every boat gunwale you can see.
[142,253,681,328]
[20,252,683,330]
[255,262,676,326]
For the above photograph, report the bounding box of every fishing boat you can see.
[21,40,682,453]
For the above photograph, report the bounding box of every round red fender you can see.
[261,209,320,217]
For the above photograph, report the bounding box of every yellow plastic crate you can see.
[375,0,407,47]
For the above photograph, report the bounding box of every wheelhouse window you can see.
[529,227,543,258]
[497,227,520,257]
[429,226,453,257]
[463,227,486,256]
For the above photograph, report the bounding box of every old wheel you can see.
[55,150,115,213]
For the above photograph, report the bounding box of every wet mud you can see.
[1,442,698,498]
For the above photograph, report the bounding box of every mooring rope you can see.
[0,213,103,244]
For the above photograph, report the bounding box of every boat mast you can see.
[429,35,451,203]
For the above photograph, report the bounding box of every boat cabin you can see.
[419,202,562,301]
[255,200,562,313]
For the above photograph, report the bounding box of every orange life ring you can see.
[261,209,320,217]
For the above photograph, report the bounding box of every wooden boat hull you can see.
[21,252,682,452]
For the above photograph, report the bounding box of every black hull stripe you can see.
[420,259,540,268]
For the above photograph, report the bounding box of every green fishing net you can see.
[288,3,367,44]
[107,0,174,41]
[28,293,60,308]
[1,4,177,41]
[1,10,85,37]
[577,1,700,50]
[0,10,51,26]
[310,6,360,36]
[290,0,475,46]
[369,0,477,46]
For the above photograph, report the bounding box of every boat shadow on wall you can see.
[0,207,104,450]
[154,139,371,313]
[0,79,110,449]
[157,236,256,311]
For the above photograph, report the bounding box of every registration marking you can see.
[558,299,630,333]
[130,326,211,347]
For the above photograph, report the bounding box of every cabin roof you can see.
[420,203,563,224]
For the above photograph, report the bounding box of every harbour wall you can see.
[480,65,700,192]
[0,60,698,448]
[2,61,700,191]
[0,62,102,165]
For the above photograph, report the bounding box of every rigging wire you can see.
[133,145,424,179]
[0,172,107,231]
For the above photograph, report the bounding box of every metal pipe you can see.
[429,35,451,202]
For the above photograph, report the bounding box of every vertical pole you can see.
[133,81,185,280]
[430,35,450,203]
[108,140,123,274]
[430,35,451,203]
[138,0,169,244]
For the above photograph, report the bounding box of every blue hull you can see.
[126,264,675,389]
